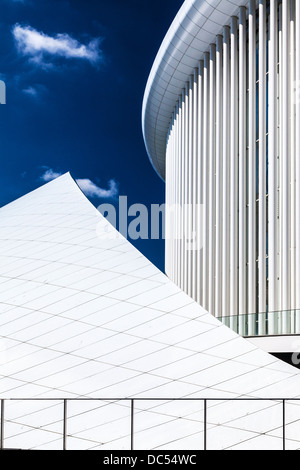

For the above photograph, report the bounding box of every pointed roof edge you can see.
[0,172,101,218]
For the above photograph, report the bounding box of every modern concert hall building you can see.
[143,0,300,352]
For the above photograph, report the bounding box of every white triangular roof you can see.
[0,173,299,449]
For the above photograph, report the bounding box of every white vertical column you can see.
[174,102,180,287]
[172,115,176,281]
[197,61,204,306]
[192,68,198,302]
[281,0,291,333]
[165,125,171,278]
[268,0,279,334]
[202,53,210,311]
[296,0,300,332]
[188,77,193,298]
[178,96,182,288]
[169,116,174,280]
[230,17,238,327]
[215,35,223,319]
[258,0,267,335]
[171,115,176,281]
[180,90,186,291]
[239,7,247,335]
[248,0,257,334]
[222,27,230,318]
[173,107,176,282]
[184,84,189,294]
[290,1,296,324]
[176,97,181,286]
[209,44,216,316]
[278,2,283,333]
[168,117,174,279]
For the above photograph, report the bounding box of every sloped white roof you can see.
[0,173,300,450]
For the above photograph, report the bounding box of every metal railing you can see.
[0,397,299,451]
[219,309,300,337]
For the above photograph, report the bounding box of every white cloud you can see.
[39,168,118,199]
[40,168,63,182]
[22,84,47,97]
[76,178,118,199]
[22,86,38,96]
[12,24,103,66]
[22,86,39,97]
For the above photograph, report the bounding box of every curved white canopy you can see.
[142,0,249,179]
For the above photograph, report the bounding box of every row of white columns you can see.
[165,0,300,336]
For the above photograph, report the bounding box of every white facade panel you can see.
[2,174,300,450]
[159,0,300,337]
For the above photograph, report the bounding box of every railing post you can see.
[204,399,207,451]
[0,400,4,450]
[63,399,67,451]
[283,399,286,451]
[131,399,134,451]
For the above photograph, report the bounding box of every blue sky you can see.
[0,0,184,272]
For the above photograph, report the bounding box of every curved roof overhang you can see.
[142,0,250,180]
